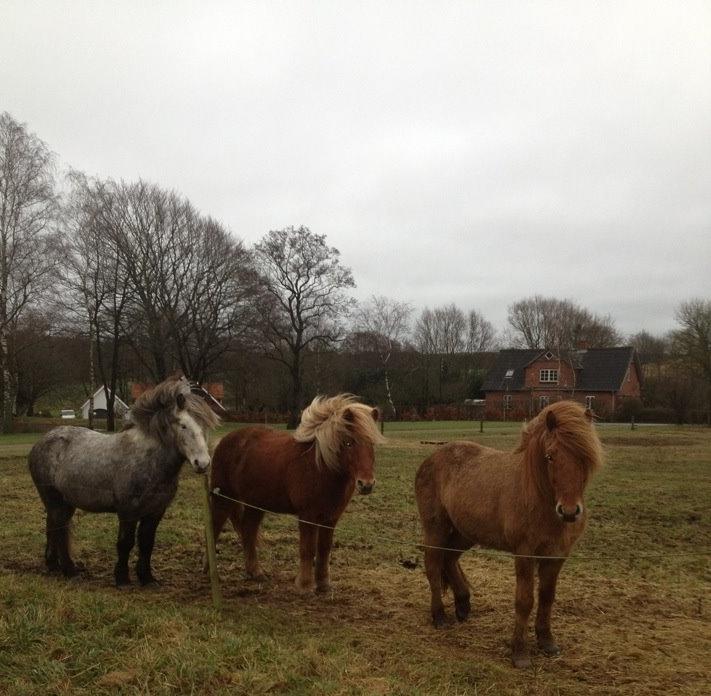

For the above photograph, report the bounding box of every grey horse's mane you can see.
[126,378,220,446]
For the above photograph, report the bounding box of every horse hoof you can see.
[539,641,561,656]
[294,579,315,594]
[139,577,160,588]
[455,599,471,622]
[432,612,447,629]
[512,653,532,669]
[315,583,332,594]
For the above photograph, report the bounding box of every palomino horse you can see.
[415,400,603,668]
[210,394,383,592]
[28,378,219,586]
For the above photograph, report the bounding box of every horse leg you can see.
[511,557,535,668]
[441,529,471,622]
[135,514,162,586]
[239,508,266,580]
[444,553,471,622]
[423,546,447,628]
[114,518,137,586]
[535,558,565,655]
[295,521,317,593]
[315,525,335,593]
[47,501,78,578]
[420,513,454,628]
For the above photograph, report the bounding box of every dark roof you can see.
[483,347,640,393]
[482,349,544,391]
[576,347,639,391]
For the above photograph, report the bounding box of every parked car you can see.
[60,409,76,420]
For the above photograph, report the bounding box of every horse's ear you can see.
[545,409,557,431]
[371,407,379,422]
[176,393,186,410]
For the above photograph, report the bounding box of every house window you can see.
[539,396,549,409]
[539,369,558,383]
[503,394,512,410]
[504,369,514,379]
[585,395,595,410]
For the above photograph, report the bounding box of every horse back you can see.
[211,427,306,513]
[416,440,518,549]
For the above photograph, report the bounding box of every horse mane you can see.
[516,400,603,499]
[294,394,385,470]
[127,378,220,446]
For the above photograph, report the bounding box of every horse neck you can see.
[124,428,184,478]
[303,442,351,487]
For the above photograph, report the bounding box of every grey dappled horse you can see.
[28,378,219,586]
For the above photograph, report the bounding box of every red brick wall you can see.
[484,391,617,420]
[523,357,576,390]
[618,361,642,397]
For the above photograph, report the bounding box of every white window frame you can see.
[503,394,512,410]
[585,395,595,409]
[539,395,549,409]
[539,369,559,383]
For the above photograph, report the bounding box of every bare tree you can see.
[507,296,620,351]
[629,330,669,379]
[61,173,132,430]
[466,309,496,353]
[414,304,468,402]
[162,215,258,382]
[352,294,413,417]
[671,298,711,424]
[253,226,355,427]
[0,112,59,431]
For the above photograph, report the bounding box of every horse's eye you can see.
[345,440,353,448]
[545,453,553,462]
[181,424,187,430]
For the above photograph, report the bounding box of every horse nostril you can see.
[356,480,374,495]
[575,504,582,516]
[555,503,564,517]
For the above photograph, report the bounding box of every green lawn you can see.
[1,422,710,695]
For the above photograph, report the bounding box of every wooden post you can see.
[201,474,222,612]
[631,415,636,431]
[480,419,484,434]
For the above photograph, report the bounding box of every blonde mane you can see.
[294,394,385,470]
[517,400,604,498]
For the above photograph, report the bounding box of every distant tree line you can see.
[2,112,710,429]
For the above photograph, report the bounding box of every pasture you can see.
[1,421,710,695]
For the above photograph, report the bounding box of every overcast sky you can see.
[2,1,709,338]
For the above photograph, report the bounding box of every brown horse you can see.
[210,394,383,592]
[415,400,603,668]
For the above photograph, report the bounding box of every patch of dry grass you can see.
[1,423,710,694]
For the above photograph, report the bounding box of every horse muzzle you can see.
[556,502,582,523]
[193,459,210,474]
[356,479,375,495]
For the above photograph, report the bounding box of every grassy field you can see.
[1,421,710,695]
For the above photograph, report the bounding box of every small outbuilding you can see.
[81,386,130,420]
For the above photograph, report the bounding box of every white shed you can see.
[81,386,129,420]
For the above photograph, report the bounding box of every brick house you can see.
[482,346,642,420]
